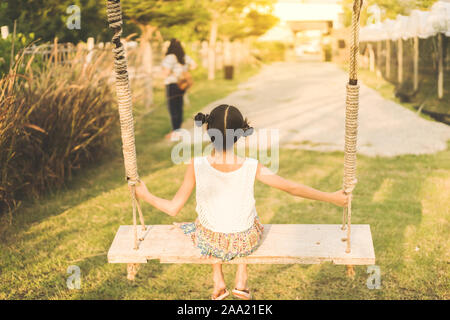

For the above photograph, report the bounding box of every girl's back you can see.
[194,156,258,233]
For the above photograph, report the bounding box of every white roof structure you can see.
[274,1,343,24]
[360,1,450,41]
[259,0,344,42]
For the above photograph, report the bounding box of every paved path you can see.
[200,62,450,157]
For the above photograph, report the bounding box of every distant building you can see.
[259,0,344,42]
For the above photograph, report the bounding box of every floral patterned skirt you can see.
[178,217,264,262]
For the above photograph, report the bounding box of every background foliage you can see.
[0,51,117,214]
[0,0,115,43]
[0,0,277,43]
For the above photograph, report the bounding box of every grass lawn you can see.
[0,63,449,300]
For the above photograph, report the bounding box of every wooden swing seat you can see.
[107,224,375,265]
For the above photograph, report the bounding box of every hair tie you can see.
[194,112,209,126]
[242,118,253,137]
[243,126,254,137]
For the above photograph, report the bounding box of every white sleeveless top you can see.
[194,156,258,233]
[161,53,194,85]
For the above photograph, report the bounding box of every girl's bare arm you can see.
[189,59,198,70]
[255,163,349,207]
[134,160,195,216]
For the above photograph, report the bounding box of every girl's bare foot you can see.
[165,130,183,141]
[233,264,252,299]
[212,263,227,299]
[235,264,248,291]
[212,281,227,299]
[164,131,173,140]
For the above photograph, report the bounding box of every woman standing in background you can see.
[161,38,197,140]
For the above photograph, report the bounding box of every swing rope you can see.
[342,0,363,254]
[107,0,145,250]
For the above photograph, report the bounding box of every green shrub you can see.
[0,50,118,215]
[252,41,288,62]
[0,32,35,76]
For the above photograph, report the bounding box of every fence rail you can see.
[360,34,449,124]
[20,38,253,76]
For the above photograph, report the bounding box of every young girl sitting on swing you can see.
[134,104,349,300]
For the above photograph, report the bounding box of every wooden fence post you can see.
[1,25,8,39]
[437,33,444,99]
[224,39,232,66]
[10,20,16,68]
[234,41,241,66]
[413,36,419,92]
[208,18,218,80]
[386,39,391,79]
[368,43,375,72]
[397,38,403,84]
[86,37,94,64]
[53,37,59,64]
[201,41,208,68]
[376,41,382,78]
[216,41,223,71]
[144,40,153,109]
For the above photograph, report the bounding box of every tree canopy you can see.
[121,0,200,35]
[121,0,277,41]
[0,0,113,43]
[0,0,278,43]
[217,0,278,40]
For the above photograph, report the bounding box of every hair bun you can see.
[243,126,254,137]
[194,112,209,126]
[242,118,253,137]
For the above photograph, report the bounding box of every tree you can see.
[122,0,199,34]
[200,0,277,80]
[121,0,199,108]
[0,0,111,43]
[220,6,278,40]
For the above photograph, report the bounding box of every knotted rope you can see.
[107,0,145,250]
[342,0,363,254]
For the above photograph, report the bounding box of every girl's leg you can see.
[235,264,248,290]
[212,263,227,297]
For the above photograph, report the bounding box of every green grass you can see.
[0,64,449,300]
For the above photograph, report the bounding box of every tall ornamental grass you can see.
[0,50,118,216]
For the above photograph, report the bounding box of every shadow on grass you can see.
[247,146,447,299]
[305,151,441,299]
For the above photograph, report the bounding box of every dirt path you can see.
[199,62,450,157]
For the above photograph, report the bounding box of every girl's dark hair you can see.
[195,104,254,150]
[166,38,185,65]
